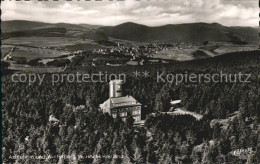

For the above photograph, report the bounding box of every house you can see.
[99,80,142,122]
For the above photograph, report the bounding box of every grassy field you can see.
[2,36,258,65]
[151,48,196,61]
[151,42,258,61]
[1,36,104,62]
[2,36,95,47]
[1,45,14,57]
[214,44,258,54]
[7,46,69,61]
[64,43,101,51]
[8,63,64,72]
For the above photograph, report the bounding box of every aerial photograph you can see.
[1,0,260,163]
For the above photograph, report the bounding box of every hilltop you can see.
[100,22,259,43]
[2,20,259,43]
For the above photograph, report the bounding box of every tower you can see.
[100,79,142,123]
[109,80,123,98]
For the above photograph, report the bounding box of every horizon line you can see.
[2,19,259,28]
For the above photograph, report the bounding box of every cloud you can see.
[1,0,258,27]
[2,1,99,24]
[132,6,163,16]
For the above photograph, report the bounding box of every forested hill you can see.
[2,50,260,163]
[99,22,260,43]
[2,20,259,43]
[1,20,101,32]
[68,50,260,75]
[1,20,106,40]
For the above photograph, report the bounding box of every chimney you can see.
[109,80,123,98]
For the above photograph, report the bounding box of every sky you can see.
[1,0,259,27]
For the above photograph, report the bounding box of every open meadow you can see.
[2,36,97,48]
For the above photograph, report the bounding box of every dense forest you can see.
[2,50,260,163]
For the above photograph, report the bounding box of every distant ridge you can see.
[1,20,50,32]
[1,20,106,40]
[2,20,259,43]
[1,20,101,32]
[99,22,259,43]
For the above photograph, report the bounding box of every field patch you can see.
[8,46,69,61]
[65,43,101,51]
[1,45,14,57]
[2,36,95,47]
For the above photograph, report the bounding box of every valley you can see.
[1,20,259,73]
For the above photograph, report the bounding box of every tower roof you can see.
[109,79,123,84]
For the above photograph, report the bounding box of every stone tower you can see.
[109,80,123,98]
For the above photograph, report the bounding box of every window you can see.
[133,116,140,121]
[112,114,117,118]
[120,112,127,117]
[133,110,140,115]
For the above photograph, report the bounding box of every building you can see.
[99,80,142,122]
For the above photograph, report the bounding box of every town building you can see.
[99,80,142,122]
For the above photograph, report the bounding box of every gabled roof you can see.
[99,98,112,110]
[111,95,137,104]
[100,95,141,110]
